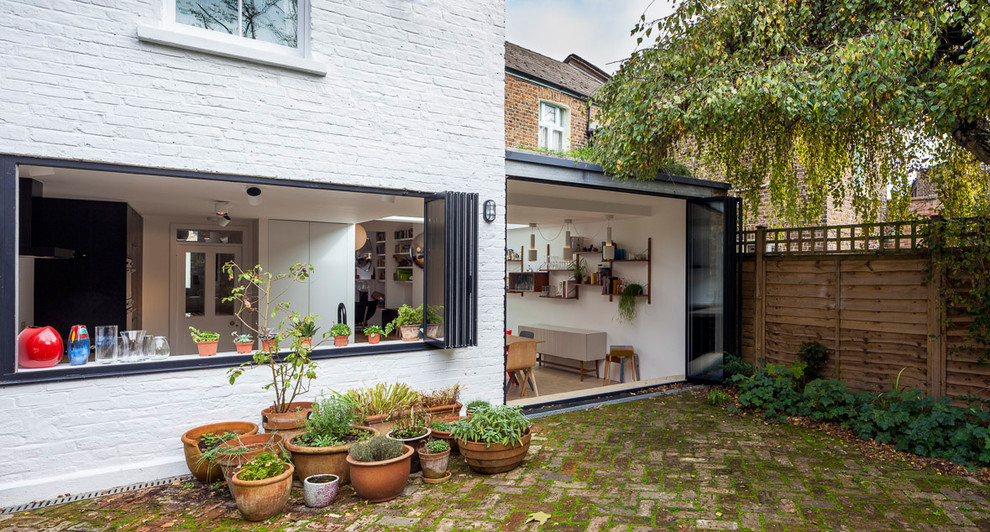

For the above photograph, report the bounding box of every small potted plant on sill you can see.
[452,404,531,474]
[290,315,319,347]
[284,396,376,485]
[425,304,444,338]
[189,327,220,357]
[363,324,390,344]
[181,421,259,482]
[418,438,451,483]
[230,452,294,522]
[388,304,423,341]
[346,436,413,503]
[231,332,255,354]
[386,408,432,473]
[329,323,351,347]
[223,261,332,438]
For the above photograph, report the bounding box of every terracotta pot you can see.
[363,403,461,438]
[429,428,460,455]
[346,444,413,503]
[334,335,348,347]
[261,401,313,440]
[367,333,381,344]
[458,428,532,474]
[261,339,275,352]
[181,421,259,483]
[17,326,63,368]
[386,428,431,474]
[195,340,219,357]
[398,324,420,341]
[303,474,340,508]
[417,447,450,479]
[426,324,441,338]
[231,462,294,522]
[234,342,254,354]
[216,433,285,496]
[285,426,377,485]
[301,337,312,347]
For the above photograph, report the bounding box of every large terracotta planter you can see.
[261,401,313,440]
[181,421,259,483]
[417,447,450,479]
[285,426,377,485]
[362,402,462,435]
[458,428,532,474]
[346,444,414,503]
[387,428,431,474]
[216,433,285,495]
[231,462,294,522]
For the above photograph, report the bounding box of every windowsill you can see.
[2,340,433,386]
[136,24,327,76]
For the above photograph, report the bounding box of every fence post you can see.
[754,226,767,362]
[927,219,945,397]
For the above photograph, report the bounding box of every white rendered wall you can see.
[507,200,687,382]
[0,0,505,507]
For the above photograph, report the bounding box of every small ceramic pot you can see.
[195,340,219,357]
[303,474,340,508]
[234,342,253,354]
[417,447,450,479]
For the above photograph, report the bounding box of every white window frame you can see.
[538,101,569,152]
[136,0,325,76]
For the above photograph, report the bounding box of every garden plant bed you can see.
[5,390,990,530]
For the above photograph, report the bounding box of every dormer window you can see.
[539,102,568,151]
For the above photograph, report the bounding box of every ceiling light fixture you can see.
[214,201,231,227]
[245,186,262,206]
[602,215,615,260]
[562,219,574,261]
[528,223,538,262]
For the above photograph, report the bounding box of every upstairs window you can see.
[174,0,300,48]
[538,102,567,151]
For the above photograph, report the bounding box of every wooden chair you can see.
[506,338,539,397]
[602,346,639,386]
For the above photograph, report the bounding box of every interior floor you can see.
[505,365,634,402]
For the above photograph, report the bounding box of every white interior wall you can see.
[507,199,687,382]
[16,258,33,330]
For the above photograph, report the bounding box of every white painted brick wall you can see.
[0,0,506,506]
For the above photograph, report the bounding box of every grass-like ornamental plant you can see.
[348,435,405,463]
[466,400,491,414]
[189,327,220,342]
[295,396,357,447]
[423,439,450,454]
[334,382,420,419]
[417,384,461,409]
[450,405,530,447]
[237,452,288,481]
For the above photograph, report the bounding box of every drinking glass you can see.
[95,325,118,365]
[120,330,147,363]
[149,336,170,361]
[139,334,155,362]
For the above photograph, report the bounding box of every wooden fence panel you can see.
[739,223,987,401]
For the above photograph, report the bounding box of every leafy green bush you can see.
[466,400,491,414]
[430,419,452,432]
[450,405,529,446]
[423,439,450,454]
[707,388,731,406]
[189,327,220,342]
[349,435,406,463]
[296,396,355,447]
[721,354,754,379]
[797,342,830,381]
[237,452,288,481]
[731,363,804,421]
[798,379,858,422]
[329,323,351,337]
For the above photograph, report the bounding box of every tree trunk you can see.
[952,116,990,166]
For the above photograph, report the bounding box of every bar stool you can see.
[603,346,639,385]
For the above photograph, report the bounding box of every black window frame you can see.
[0,155,478,386]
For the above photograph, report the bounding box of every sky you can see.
[505,0,675,74]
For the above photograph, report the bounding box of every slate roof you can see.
[505,42,607,99]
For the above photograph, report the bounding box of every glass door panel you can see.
[424,195,446,346]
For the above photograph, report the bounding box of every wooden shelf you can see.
[606,259,649,262]
[539,295,578,300]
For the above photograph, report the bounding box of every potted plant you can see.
[230,452,294,522]
[416,384,463,419]
[569,256,587,284]
[290,315,319,347]
[180,421,258,482]
[303,473,340,508]
[428,419,460,455]
[386,409,432,473]
[346,436,414,503]
[418,439,451,482]
[284,396,376,485]
[189,327,220,357]
[207,433,285,494]
[334,382,420,434]
[425,304,443,338]
[363,324,391,344]
[452,404,532,474]
[231,332,255,354]
[222,261,331,438]
[329,323,351,347]
[618,283,644,323]
[388,304,423,341]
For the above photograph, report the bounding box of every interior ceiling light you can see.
[603,215,615,260]
[562,219,574,261]
[214,201,231,227]
[528,223,538,262]
[245,186,262,206]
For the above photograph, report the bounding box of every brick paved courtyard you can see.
[3,388,989,531]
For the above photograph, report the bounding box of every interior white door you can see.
[172,244,243,355]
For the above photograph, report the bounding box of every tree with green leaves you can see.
[592,0,990,223]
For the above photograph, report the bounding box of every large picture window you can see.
[1,158,478,384]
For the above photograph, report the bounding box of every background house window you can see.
[174,0,299,48]
[539,103,567,151]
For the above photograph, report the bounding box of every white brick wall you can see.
[0,0,506,506]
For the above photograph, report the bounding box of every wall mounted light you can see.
[562,219,573,261]
[483,199,496,223]
[602,215,615,260]
[528,223,538,262]
[245,186,262,206]
[214,201,231,227]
